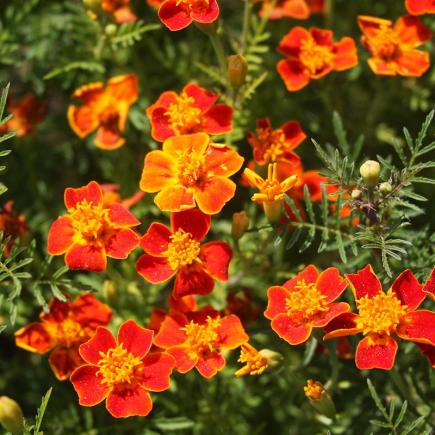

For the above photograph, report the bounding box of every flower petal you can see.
[105,229,139,259]
[68,106,98,138]
[72,293,112,327]
[397,310,435,345]
[79,327,116,364]
[140,223,171,256]
[316,267,347,302]
[346,264,382,299]
[199,241,232,281]
[167,346,198,373]
[47,216,74,255]
[278,26,310,57]
[422,267,435,299]
[283,264,319,291]
[173,263,215,298]
[94,125,125,151]
[14,323,54,353]
[171,208,210,241]
[154,185,196,212]
[163,132,209,155]
[141,352,175,391]
[190,0,219,24]
[70,364,109,406]
[64,181,102,209]
[158,0,192,31]
[271,314,312,345]
[107,74,139,104]
[264,286,289,319]
[282,120,306,150]
[204,144,244,177]
[217,315,249,349]
[184,82,218,112]
[396,50,430,77]
[49,347,83,381]
[118,320,154,358]
[136,254,175,283]
[65,244,107,272]
[196,351,225,378]
[312,302,350,328]
[140,150,177,193]
[323,312,362,340]
[394,15,432,47]
[333,37,358,71]
[108,203,140,227]
[391,269,425,310]
[194,176,236,215]
[417,343,435,367]
[148,106,174,142]
[106,387,153,418]
[355,335,398,370]
[203,104,233,135]
[277,59,310,92]
[154,313,188,348]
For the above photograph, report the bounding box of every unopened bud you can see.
[103,280,117,305]
[0,396,24,435]
[258,349,283,369]
[231,211,249,241]
[379,182,392,195]
[359,160,380,187]
[263,200,282,224]
[227,54,248,88]
[304,380,336,418]
[105,24,117,36]
[351,189,362,200]
[83,0,101,12]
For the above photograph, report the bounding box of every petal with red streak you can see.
[94,125,125,151]
[79,327,116,364]
[423,267,435,299]
[199,241,232,281]
[417,343,435,367]
[190,0,219,24]
[154,185,196,212]
[72,293,112,327]
[397,310,435,345]
[64,181,102,209]
[283,264,319,291]
[323,312,362,340]
[173,263,215,298]
[203,104,233,135]
[277,59,310,92]
[196,351,225,378]
[47,216,74,255]
[65,244,107,272]
[396,50,430,77]
[154,313,188,348]
[68,106,98,138]
[316,267,347,302]
[278,27,310,57]
[118,320,154,358]
[171,209,210,241]
[140,223,171,256]
[70,364,109,406]
[149,107,174,141]
[136,254,175,283]
[264,286,288,319]
[358,15,392,39]
[184,83,218,112]
[395,15,432,46]
[107,74,139,104]
[311,302,350,328]
[204,144,244,177]
[141,352,175,391]
[167,346,198,373]
[106,387,153,418]
[49,347,83,381]
[194,176,236,215]
[105,228,139,259]
[159,0,192,31]
[346,264,382,299]
[271,314,312,345]
[391,269,425,310]
[282,120,306,150]
[14,323,54,353]
[108,203,140,227]
[217,315,249,349]
[355,335,398,370]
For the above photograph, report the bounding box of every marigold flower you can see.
[154,312,248,378]
[47,181,140,272]
[146,83,232,142]
[101,0,137,23]
[358,15,431,77]
[0,94,47,137]
[136,209,232,298]
[15,293,111,380]
[277,27,358,91]
[140,133,243,214]
[158,0,219,31]
[248,118,305,166]
[221,289,260,326]
[0,201,29,256]
[265,265,349,345]
[405,0,435,15]
[259,0,324,20]
[304,379,324,400]
[244,163,298,222]
[68,74,138,150]
[100,183,144,209]
[324,265,435,370]
[235,343,268,377]
[70,320,175,418]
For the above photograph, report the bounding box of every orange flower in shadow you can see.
[102,0,137,23]
[259,0,325,20]
[100,184,144,209]
[0,201,29,256]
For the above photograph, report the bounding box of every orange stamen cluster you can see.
[181,316,221,357]
[164,229,201,270]
[176,149,206,187]
[236,343,268,377]
[253,164,297,203]
[369,24,400,60]
[356,289,407,336]
[48,318,86,347]
[165,92,202,134]
[256,127,288,163]
[299,37,334,75]
[304,379,324,400]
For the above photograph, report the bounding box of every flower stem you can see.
[209,32,228,85]
[241,0,252,54]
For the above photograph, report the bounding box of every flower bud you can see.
[105,24,117,36]
[258,348,283,368]
[351,189,362,200]
[231,211,249,241]
[379,182,392,195]
[304,380,336,418]
[0,396,24,435]
[263,200,282,224]
[227,54,248,88]
[103,280,117,305]
[83,0,101,12]
[359,160,380,187]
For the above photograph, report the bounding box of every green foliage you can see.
[24,388,52,435]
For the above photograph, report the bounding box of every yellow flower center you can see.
[97,344,143,388]
[164,229,201,270]
[181,316,221,358]
[165,92,202,134]
[369,25,400,60]
[176,149,206,187]
[49,318,86,347]
[285,280,329,323]
[70,200,111,245]
[356,289,407,336]
[304,379,324,400]
[257,127,287,163]
[236,343,268,377]
[299,36,335,75]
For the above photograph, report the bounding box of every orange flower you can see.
[247,117,305,166]
[358,15,431,76]
[146,83,233,142]
[100,183,144,209]
[158,0,219,31]
[101,0,137,23]
[136,209,232,298]
[324,266,435,370]
[259,0,324,20]
[70,320,175,418]
[140,133,244,214]
[235,343,268,377]
[15,293,111,380]
[0,201,29,256]
[47,181,140,272]
[405,0,435,15]
[265,265,349,345]
[147,0,164,8]
[277,27,358,91]
[0,94,47,137]
[154,312,248,378]
[68,74,138,150]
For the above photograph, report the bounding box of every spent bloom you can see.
[15,293,111,380]
[136,209,232,298]
[277,27,358,91]
[146,82,232,142]
[405,0,435,15]
[235,343,269,377]
[154,312,248,378]
[324,265,435,370]
[264,265,349,345]
[47,181,140,272]
[70,320,175,418]
[259,0,325,20]
[358,15,431,77]
[140,133,244,214]
[68,74,138,150]
[158,0,219,31]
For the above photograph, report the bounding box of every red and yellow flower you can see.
[15,293,111,380]
[264,265,349,345]
[70,320,175,418]
[247,117,305,166]
[277,27,358,91]
[0,201,29,256]
[324,265,435,370]
[140,133,243,214]
[358,15,431,77]
[68,74,138,150]
[146,83,232,142]
[259,0,325,20]
[158,0,219,31]
[101,0,137,23]
[0,94,47,137]
[136,209,232,298]
[154,312,248,378]
[405,0,435,15]
[47,181,140,272]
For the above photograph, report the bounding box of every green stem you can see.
[324,341,340,391]
[241,0,252,55]
[209,32,228,84]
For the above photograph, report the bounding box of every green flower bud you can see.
[105,24,117,36]
[0,396,24,435]
[258,349,283,368]
[359,160,380,187]
[231,211,249,241]
[379,181,392,194]
[227,54,248,88]
[304,380,336,419]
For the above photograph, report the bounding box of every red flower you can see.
[154,312,248,378]
[0,201,29,256]
[15,293,111,380]
[136,209,232,298]
[221,289,260,326]
[146,83,232,142]
[264,265,349,345]
[47,181,140,272]
[324,265,435,370]
[405,0,435,15]
[423,267,435,300]
[277,27,358,91]
[358,15,431,76]
[70,320,175,418]
[158,0,219,31]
